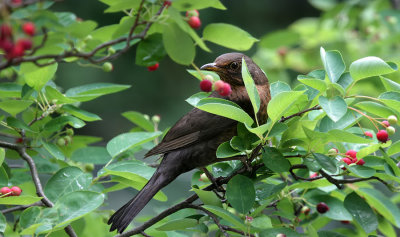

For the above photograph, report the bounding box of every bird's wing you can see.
[145,107,236,157]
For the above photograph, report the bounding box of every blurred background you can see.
[50,0,400,219]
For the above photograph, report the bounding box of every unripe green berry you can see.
[64,136,72,145]
[152,115,161,123]
[143,114,150,120]
[84,164,94,172]
[84,35,93,41]
[57,138,66,146]
[66,128,74,136]
[202,74,213,81]
[108,47,116,54]
[387,126,396,135]
[327,148,338,156]
[388,115,398,125]
[51,99,58,105]
[199,173,209,182]
[102,62,113,72]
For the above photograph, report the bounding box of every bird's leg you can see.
[202,168,225,193]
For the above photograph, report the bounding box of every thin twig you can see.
[279,105,321,123]
[186,204,229,237]
[1,201,44,214]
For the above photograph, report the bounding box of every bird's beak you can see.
[200,63,221,72]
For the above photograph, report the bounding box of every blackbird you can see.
[108,52,271,233]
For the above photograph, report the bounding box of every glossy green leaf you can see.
[267,91,304,123]
[6,117,35,132]
[62,104,101,121]
[381,149,400,177]
[337,72,354,89]
[203,205,246,229]
[260,227,302,237]
[388,140,400,156]
[357,188,400,227]
[185,92,210,106]
[195,97,254,125]
[21,63,58,90]
[313,153,337,173]
[319,96,347,122]
[0,148,4,167]
[307,194,352,221]
[19,207,49,234]
[100,0,140,13]
[122,111,154,132]
[270,81,291,98]
[0,100,32,116]
[242,57,261,117]
[98,160,156,180]
[348,165,375,178]
[172,0,226,10]
[319,110,362,132]
[106,131,161,157]
[65,83,130,102]
[263,147,290,173]
[42,141,64,160]
[226,175,255,213]
[0,167,8,187]
[193,188,222,207]
[156,218,198,231]
[203,23,258,51]
[0,213,5,233]
[44,116,85,132]
[381,76,400,91]
[349,56,397,81]
[245,123,270,137]
[297,76,327,92]
[0,196,42,205]
[163,22,195,65]
[355,101,398,118]
[356,143,381,159]
[45,86,77,104]
[344,192,378,233]
[320,48,345,83]
[328,129,372,143]
[71,146,111,164]
[135,34,166,66]
[44,167,92,203]
[0,83,22,98]
[216,141,241,158]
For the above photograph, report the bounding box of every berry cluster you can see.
[0,22,35,60]
[342,149,365,166]
[57,128,74,146]
[200,75,232,97]
[186,10,201,29]
[0,186,22,197]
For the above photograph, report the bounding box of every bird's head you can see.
[200,52,268,86]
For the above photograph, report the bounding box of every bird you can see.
[108,52,271,233]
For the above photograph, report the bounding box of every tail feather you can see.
[108,171,172,233]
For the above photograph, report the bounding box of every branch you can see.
[390,0,400,9]
[279,105,321,123]
[1,201,43,214]
[186,204,229,237]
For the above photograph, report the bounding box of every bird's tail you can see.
[108,170,173,233]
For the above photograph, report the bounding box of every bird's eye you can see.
[229,62,239,70]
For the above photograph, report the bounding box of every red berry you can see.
[382,120,390,127]
[16,38,32,50]
[218,82,232,96]
[341,220,350,224]
[377,130,389,143]
[310,172,318,178]
[345,150,357,160]
[186,10,199,17]
[6,43,24,59]
[11,0,22,6]
[10,186,22,196]
[316,202,329,214]
[277,47,288,57]
[163,1,172,7]
[342,157,352,165]
[214,80,225,91]
[1,39,14,53]
[364,131,373,138]
[200,79,213,92]
[276,234,286,237]
[0,187,11,197]
[147,63,159,71]
[0,24,12,39]
[15,138,23,143]
[22,22,35,36]
[356,159,365,166]
[188,16,201,29]
[301,206,311,215]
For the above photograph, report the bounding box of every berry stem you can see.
[348,106,379,130]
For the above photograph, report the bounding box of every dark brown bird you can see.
[108,52,271,233]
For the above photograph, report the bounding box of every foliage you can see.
[0,0,399,237]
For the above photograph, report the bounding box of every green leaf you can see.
[270,81,291,98]
[259,29,300,49]
[6,117,35,132]
[135,34,166,66]
[44,116,85,132]
[306,194,352,221]
[203,23,258,51]
[193,188,222,207]
[65,83,130,102]
[62,104,101,122]
[312,153,337,173]
[195,97,254,125]
[98,160,156,180]
[0,167,8,187]
[172,0,226,10]
[328,129,372,144]
[381,149,400,177]
[163,22,195,65]
[381,76,400,91]
[0,83,22,98]
[42,141,64,160]
[337,72,354,89]
[156,218,198,231]
[357,188,400,228]
[100,0,140,13]
[297,76,327,92]
[242,57,261,117]
[388,141,400,156]
[21,63,58,90]
[356,143,381,159]
[71,146,111,164]
[320,48,345,83]
[262,147,290,173]
[355,101,398,119]
[349,56,397,81]
[0,213,5,233]
[45,86,77,104]
[106,131,161,157]
[318,96,347,122]
[122,111,154,132]
[348,165,375,178]
[0,148,4,167]
[202,205,246,229]
[216,141,242,158]
[267,91,304,123]
[260,227,303,237]
[344,192,378,233]
[0,196,42,205]
[319,110,362,132]
[44,167,92,203]
[0,100,32,116]
[226,175,255,214]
